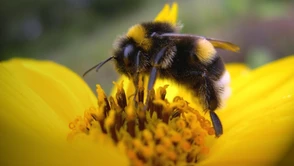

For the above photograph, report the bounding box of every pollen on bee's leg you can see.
[69,81,217,166]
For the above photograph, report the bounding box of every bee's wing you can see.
[157,33,240,53]
[204,38,240,53]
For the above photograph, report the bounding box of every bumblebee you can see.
[84,4,239,137]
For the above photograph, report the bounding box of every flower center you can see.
[68,81,215,165]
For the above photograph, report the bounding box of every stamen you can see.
[69,81,216,165]
[96,85,111,117]
[137,103,146,131]
[147,89,156,116]
[109,97,123,130]
[113,81,127,109]
[138,75,145,103]
[126,104,136,138]
[105,110,118,142]
[157,85,169,100]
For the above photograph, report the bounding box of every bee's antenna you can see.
[83,56,114,77]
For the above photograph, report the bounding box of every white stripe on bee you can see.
[216,70,231,104]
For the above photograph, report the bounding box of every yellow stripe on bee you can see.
[196,38,217,63]
[126,24,152,51]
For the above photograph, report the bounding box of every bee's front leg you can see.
[144,47,168,110]
[132,51,145,106]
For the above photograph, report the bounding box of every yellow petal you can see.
[154,4,170,22]
[0,59,128,166]
[0,62,69,141]
[227,56,294,110]
[168,2,178,25]
[1,58,96,122]
[232,56,294,93]
[225,63,250,80]
[154,3,178,25]
[199,56,294,166]
[199,96,294,166]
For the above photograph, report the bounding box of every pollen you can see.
[68,81,216,165]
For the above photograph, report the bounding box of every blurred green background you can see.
[1,0,293,93]
[0,0,293,164]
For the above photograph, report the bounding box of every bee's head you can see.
[82,22,177,77]
[113,25,151,76]
[113,22,176,76]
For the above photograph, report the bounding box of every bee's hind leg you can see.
[209,111,223,137]
[198,75,223,137]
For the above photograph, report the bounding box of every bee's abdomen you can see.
[206,56,225,80]
[215,70,231,104]
[195,38,217,64]
[206,55,231,105]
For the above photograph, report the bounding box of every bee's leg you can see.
[144,47,168,110]
[199,75,223,137]
[181,70,223,137]
[132,51,143,106]
[131,79,139,107]
[209,111,223,137]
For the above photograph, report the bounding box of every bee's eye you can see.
[123,44,134,65]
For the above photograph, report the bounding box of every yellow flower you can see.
[1,3,294,166]
[0,59,129,165]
